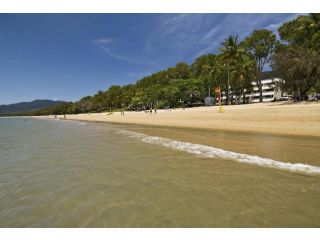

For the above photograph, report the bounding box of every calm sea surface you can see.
[0,118,319,227]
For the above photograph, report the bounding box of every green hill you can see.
[0,99,66,116]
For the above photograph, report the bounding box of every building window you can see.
[264,95,273,98]
[263,88,274,93]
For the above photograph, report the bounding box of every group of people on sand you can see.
[119,107,159,116]
[54,114,67,120]
[144,108,157,115]
[119,108,158,116]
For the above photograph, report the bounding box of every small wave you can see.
[78,122,87,126]
[118,130,320,175]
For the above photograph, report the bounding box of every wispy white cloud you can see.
[156,14,207,49]
[145,14,207,53]
[195,42,219,58]
[101,46,136,63]
[202,27,218,41]
[92,38,114,44]
[92,37,137,63]
[146,14,301,61]
[92,37,161,67]
[265,13,302,32]
[160,14,205,37]
[194,14,300,58]
[91,14,301,74]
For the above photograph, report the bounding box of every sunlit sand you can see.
[37,102,320,137]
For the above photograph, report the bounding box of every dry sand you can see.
[38,102,320,137]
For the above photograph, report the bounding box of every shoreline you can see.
[33,101,320,138]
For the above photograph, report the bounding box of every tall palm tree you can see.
[220,35,241,104]
[199,55,219,97]
[229,54,256,103]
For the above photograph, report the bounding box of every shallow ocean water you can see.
[0,118,319,227]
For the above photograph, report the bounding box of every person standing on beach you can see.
[121,103,125,116]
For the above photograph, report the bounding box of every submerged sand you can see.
[37,102,320,137]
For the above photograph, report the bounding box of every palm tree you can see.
[199,55,219,97]
[220,35,241,104]
[229,54,256,103]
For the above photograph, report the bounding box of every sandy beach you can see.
[37,102,320,137]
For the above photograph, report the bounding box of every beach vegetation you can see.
[242,29,277,102]
[272,13,320,100]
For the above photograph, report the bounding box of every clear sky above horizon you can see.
[0,13,299,105]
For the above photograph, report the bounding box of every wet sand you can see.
[37,102,320,138]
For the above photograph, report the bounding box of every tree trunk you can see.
[258,65,263,102]
[259,84,263,102]
[300,86,309,101]
[227,61,230,105]
[226,90,229,105]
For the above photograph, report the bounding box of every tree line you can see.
[14,14,320,116]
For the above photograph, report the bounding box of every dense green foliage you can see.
[242,29,277,102]
[5,14,319,117]
[272,13,320,99]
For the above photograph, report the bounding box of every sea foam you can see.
[118,130,320,175]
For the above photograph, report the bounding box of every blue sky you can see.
[0,13,299,104]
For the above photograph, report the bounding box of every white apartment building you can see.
[219,78,283,104]
[246,78,282,103]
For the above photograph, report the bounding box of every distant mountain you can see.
[0,99,66,115]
